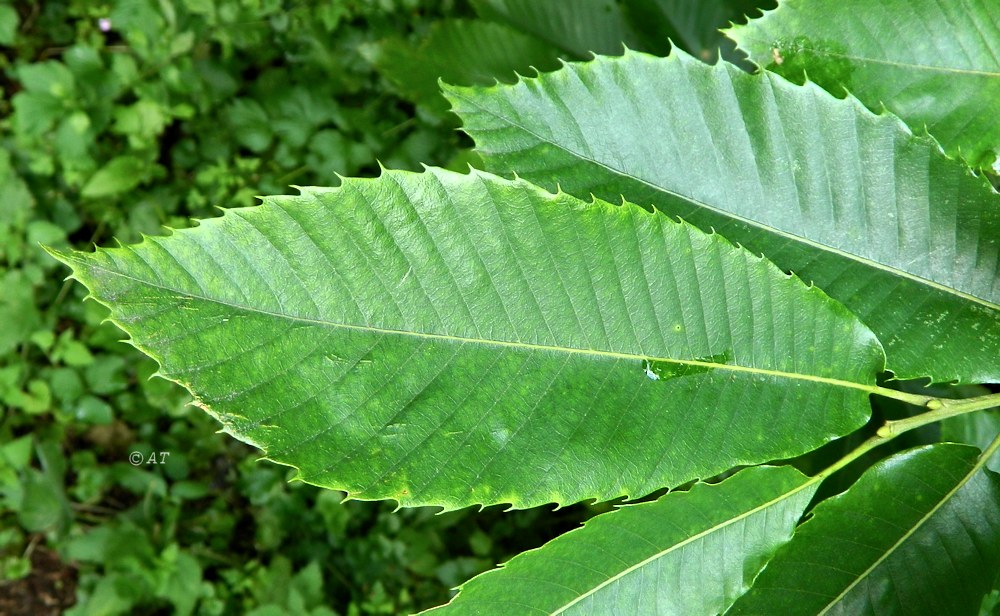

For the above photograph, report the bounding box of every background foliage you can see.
[0,1,587,613]
[3,0,767,612]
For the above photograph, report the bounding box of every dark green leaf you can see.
[473,0,633,58]
[622,0,773,63]
[943,410,1000,472]
[727,443,1000,615]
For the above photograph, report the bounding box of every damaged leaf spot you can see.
[643,350,734,381]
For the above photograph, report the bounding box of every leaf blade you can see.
[727,443,1000,615]
[51,168,882,509]
[427,465,818,614]
[726,0,1000,168]
[445,50,1000,383]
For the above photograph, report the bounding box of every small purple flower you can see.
[98,18,112,32]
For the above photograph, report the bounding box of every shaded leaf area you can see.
[51,168,882,510]
[471,0,635,58]
[943,409,1000,472]
[370,0,774,116]
[445,50,1000,384]
[622,0,776,65]
[728,443,1000,615]
[362,20,564,117]
[726,0,1000,168]
[428,465,816,615]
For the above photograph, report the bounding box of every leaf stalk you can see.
[817,392,1000,480]
[877,392,1000,438]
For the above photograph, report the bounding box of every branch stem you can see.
[816,391,1000,480]
[815,434,886,480]
[868,385,938,407]
[877,391,1000,438]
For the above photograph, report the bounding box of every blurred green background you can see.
[0,1,771,613]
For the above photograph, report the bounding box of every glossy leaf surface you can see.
[428,465,817,615]
[727,443,1000,615]
[445,50,1000,383]
[943,410,1000,472]
[727,0,1000,168]
[51,168,881,510]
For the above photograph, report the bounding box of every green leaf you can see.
[112,98,170,148]
[727,443,1000,615]
[226,99,273,153]
[16,61,75,98]
[18,469,67,533]
[0,150,34,228]
[473,0,633,58]
[0,5,18,46]
[621,0,772,63]
[81,155,146,199]
[49,168,883,510]
[943,410,1000,472]
[11,91,64,137]
[726,0,1000,168]
[427,465,818,614]
[364,20,563,115]
[445,50,1000,384]
[0,270,40,356]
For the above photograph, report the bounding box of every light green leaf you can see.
[11,91,63,137]
[0,5,18,46]
[727,443,1000,615]
[81,155,146,198]
[445,50,1000,384]
[427,465,818,615]
[50,168,883,510]
[0,270,41,356]
[16,61,75,98]
[726,0,1000,168]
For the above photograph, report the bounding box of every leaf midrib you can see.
[551,473,819,614]
[67,254,880,394]
[446,86,1000,314]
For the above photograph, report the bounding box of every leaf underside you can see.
[726,0,1000,168]
[728,444,1000,615]
[445,49,1000,384]
[428,465,817,615]
[52,168,881,510]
